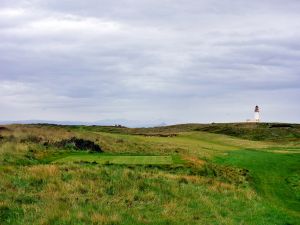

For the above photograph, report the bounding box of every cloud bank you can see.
[0,0,299,124]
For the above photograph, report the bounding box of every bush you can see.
[0,206,24,224]
[55,137,103,152]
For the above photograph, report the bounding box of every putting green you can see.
[54,154,174,165]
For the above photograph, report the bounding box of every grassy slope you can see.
[215,150,300,221]
[81,130,274,159]
[0,124,300,224]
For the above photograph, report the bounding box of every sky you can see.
[0,0,300,125]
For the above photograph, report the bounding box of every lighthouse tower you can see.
[254,105,260,122]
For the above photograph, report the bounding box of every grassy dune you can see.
[0,123,299,224]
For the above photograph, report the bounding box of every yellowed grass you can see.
[182,155,206,168]
[91,212,121,225]
[270,150,300,154]
[91,213,110,224]
[162,201,179,217]
[27,165,60,179]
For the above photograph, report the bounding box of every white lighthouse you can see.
[254,105,260,122]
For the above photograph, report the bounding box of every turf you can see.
[215,149,300,223]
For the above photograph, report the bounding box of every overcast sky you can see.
[0,0,299,125]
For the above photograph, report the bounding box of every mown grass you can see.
[215,149,300,223]
[0,123,300,225]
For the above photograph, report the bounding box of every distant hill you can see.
[18,122,299,143]
[150,123,300,142]
[0,119,167,128]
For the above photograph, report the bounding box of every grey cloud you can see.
[0,0,299,124]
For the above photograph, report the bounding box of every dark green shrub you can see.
[55,137,103,152]
[0,206,24,224]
